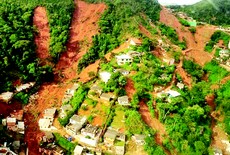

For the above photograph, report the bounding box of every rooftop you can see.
[91,84,102,92]
[44,108,56,117]
[99,71,111,83]
[61,104,72,112]
[82,124,98,134]
[133,134,145,141]
[166,90,181,97]
[100,93,111,100]
[74,145,84,155]
[104,129,117,140]
[39,118,51,128]
[116,54,132,60]
[70,115,87,125]
[16,82,35,92]
[6,117,16,123]
[0,92,14,101]
[70,83,80,91]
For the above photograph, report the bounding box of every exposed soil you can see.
[24,1,106,154]
[125,78,136,99]
[160,7,215,67]
[33,7,50,60]
[0,101,22,117]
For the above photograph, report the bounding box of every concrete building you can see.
[39,118,51,131]
[117,96,130,106]
[16,82,35,92]
[81,124,100,139]
[100,93,112,102]
[59,104,72,118]
[132,134,146,145]
[99,71,111,83]
[116,54,133,65]
[44,108,56,120]
[66,115,87,136]
[0,92,14,103]
[74,145,84,155]
[104,128,117,146]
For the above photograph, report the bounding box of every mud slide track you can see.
[33,7,50,60]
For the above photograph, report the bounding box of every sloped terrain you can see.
[24,1,106,154]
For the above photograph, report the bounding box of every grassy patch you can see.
[111,107,125,130]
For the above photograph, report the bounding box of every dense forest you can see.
[0,0,74,94]
[77,0,161,71]
[170,0,230,26]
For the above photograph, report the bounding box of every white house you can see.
[116,54,133,65]
[74,145,84,155]
[44,108,56,120]
[16,82,35,92]
[177,83,185,89]
[66,115,87,136]
[132,134,146,145]
[117,96,130,106]
[166,90,181,97]
[99,71,111,83]
[66,83,80,96]
[128,38,142,46]
[39,118,51,131]
[0,92,14,103]
[69,115,87,125]
[59,104,72,118]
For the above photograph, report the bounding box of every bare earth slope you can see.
[33,7,50,60]
[25,1,106,154]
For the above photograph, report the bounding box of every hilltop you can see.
[169,0,230,26]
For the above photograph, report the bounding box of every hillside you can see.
[0,0,230,155]
[170,0,230,26]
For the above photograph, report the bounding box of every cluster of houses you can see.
[2,110,25,134]
[0,82,35,103]
[0,110,27,155]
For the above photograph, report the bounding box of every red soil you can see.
[139,101,169,154]
[125,78,136,99]
[33,7,50,60]
[0,101,22,117]
[160,7,215,67]
[24,1,106,154]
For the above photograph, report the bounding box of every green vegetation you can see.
[204,60,229,84]
[157,82,212,154]
[159,24,186,50]
[189,27,196,34]
[58,85,89,126]
[78,0,161,72]
[171,0,230,26]
[178,18,190,27]
[0,1,53,93]
[205,31,230,52]
[53,133,76,155]
[182,59,204,82]
[215,81,230,134]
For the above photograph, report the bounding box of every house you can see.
[160,74,168,80]
[17,121,25,134]
[114,69,130,76]
[6,117,16,130]
[16,82,35,92]
[81,124,100,139]
[66,115,87,136]
[66,83,80,96]
[70,115,87,125]
[44,108,56,120]
[116,54,133,65]
[177,83,185,89]
[219,49,229,58]
[169,59,175,65]
[228,41,230,49]
[132,134,146,145]
[42,132,54,143]
[39,118,51,131]
[117,96,130,106]
[62,94,72,103]
[116,133,125,142]
[166,90,181,97]
[100,93,112,102]
[115,146,125,155]
[99,71,111,83]
[127,51,142,57]
[128,38,142,46]
[59,104,72,118]
[89,84,103,96]
[0,92,13,103]
[74,145,84,155]
[104,128,117,146]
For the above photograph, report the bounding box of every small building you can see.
[59,104,72,118]
[169,59,175,65]
[117,96,130,106]
[114,69,130,76]
[89,84,103,96]
[66,115,87,136]
[70,115,87,125]
[0,92,14,103]
[177,83,185,89]
[65,83,80,97]
[44,108,56,120]
[127,51,142,57]
[74,145,84,155]
[99,71,111,83]
[116,54,133,65]
[219,49,229,58]
[39,118,51,131]
[42,132,54,143]
[62,94,72,104]
[104,128,117,146]
[166,90,181,97]
[115,146,125,155]
[132,134,146,145]
[17,121,25,134]
[81,124,100,139]
[116,133,125,142]
[228,41,230,49]
[6,117,16,130]
[128,38,142,46]
[100,93,112,102]
[16,82,35,92]
[213,147,223,155]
